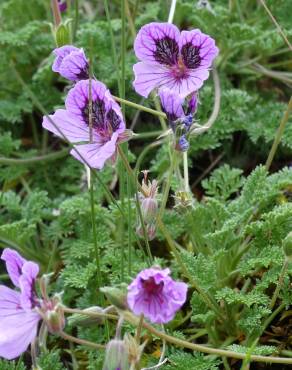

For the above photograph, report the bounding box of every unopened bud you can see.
[136,222,156,241]
[100,285,128,310]
[40,295,65,334]
[118,129,134,144]
[283,232,292,260]
[141,197,158,223]
[176,135,189,152]
[124,333,146,367]
[68,306,105,327]
[55,19,72,47]
[102,339,130,370]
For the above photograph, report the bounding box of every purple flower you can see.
[159,89,197,123]
[0,249,41,360]
[133,22,218,98]
[58,0,67,12]
[127,267,188,324]
[52,45,89,81]
[42,79,127,169]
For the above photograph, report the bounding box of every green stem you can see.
[59,331,104,350]
[118,146,153,264]
[103,0,121,94]
[73,0,79,41]
[89,177,102,292]
[133,130,163,139]
[270,260,289,309]
[64,307,292,365]
[183,151,190,192]
[152,94,168,131]
[157,151,177,221]
[265,97,292,170]
[125,312,292,365]
[113,96,166,119]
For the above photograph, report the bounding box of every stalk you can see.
[265,97,292,171]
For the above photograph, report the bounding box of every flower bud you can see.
[283,232,292,260]
[58,0,67,12]
[141,197,158,223]
[100,285,128,310]
[40,294,65,334]
[102,339,130,370]
[176,135,189,152]
[68,306,105,327]
[55,21,72,47]
[136,222,156,241]
[124,333,146,367]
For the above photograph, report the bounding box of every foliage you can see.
[0,0,291,369]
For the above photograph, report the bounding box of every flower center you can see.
[142,277,164,295]
[171,56,188,79]
[82,99,121,139]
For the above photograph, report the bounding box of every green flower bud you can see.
[100,285,128,310]
[55,19,72,47]
[283,232,292,260]
[68,306,104,327]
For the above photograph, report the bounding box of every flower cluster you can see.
[132,22,218,152]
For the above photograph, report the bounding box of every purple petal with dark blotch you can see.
[19,262,39,310]
[134,22,180,65]
[65,79,110,122]
[1,249,26,287]
[179,30,218,69]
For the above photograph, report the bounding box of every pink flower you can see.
[127,267,188,324]
[0,249,41,360]
[133,23,218,98]
[42,79,128,169]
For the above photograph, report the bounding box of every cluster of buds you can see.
[136,171,159,241]
[159,90,198,153]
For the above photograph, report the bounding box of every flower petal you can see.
[1,249,26,287]
[42,109,92,143]
[133,62,173,98]
[58,49,88,81]
[0,286,40,360]
[65,79,110,124]
[159,88,185,121]
[180,30,218,69]
[0,286,22,318]
[70,132,119,169]
[134,22,180,65]
[52,45,79,72]
[0,311,40,360]
[19,261,39,310]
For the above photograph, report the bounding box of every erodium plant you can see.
[0,0,291,369]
